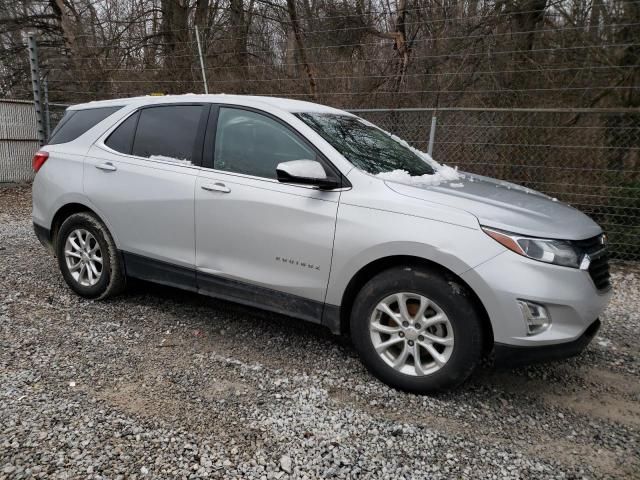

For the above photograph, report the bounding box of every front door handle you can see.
[95,162,117,172]
[201,182,231,193]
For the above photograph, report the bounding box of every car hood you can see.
[383,172,602,240]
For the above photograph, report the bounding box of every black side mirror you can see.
[276,160,341,190]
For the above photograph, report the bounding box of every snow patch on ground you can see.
[597,338,612,348]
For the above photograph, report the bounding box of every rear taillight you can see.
[32,151,49,172]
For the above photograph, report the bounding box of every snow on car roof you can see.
[68,94,350,116]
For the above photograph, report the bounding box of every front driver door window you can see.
[195,106,341,318]
[214,107,321,179]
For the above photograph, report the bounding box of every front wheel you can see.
[350,266,484,393]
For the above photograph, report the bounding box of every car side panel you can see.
[325,201,505,307]
[83,145,198,267]
[195,170,340,302]
[32,145,88,231]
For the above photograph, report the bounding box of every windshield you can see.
[296,113,435,176]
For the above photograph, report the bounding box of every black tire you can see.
[56,212,126,300]
[350,265,483,394]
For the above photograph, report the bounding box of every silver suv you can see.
[32,95,612,393]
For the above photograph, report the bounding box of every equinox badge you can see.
[276,256,320,271]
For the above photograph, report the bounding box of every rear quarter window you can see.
[104,111,139,154]
[48,106,123,145]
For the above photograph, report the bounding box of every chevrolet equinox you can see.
[32,95,612,393]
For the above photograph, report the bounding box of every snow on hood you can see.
[376,165,460,186]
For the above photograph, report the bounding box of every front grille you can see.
[572,235,604,254]
[572,234,611,291]
[588,254,611,290]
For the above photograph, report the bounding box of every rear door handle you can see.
[201,182,231,193]
[95,162,117,172]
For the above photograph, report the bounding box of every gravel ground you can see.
[1,184,639,479]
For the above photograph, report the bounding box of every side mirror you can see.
[276,160,341,190]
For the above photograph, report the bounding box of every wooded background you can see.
[0,1,639,260]
[0,0,638,108]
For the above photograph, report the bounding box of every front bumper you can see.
[461,250,612,349]
[493,319,600,367]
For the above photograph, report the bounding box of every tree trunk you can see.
[510,0,547,52]
[589,0,601,39]
[195,0,210,36]
[616,0,640,108]
[392,0,409,93]
[160,0,190,90]
[50,0,78,54]
[286,0,317,99]
[229,0,248,67]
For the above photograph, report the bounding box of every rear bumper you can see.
[493,319,600,367]
[33,222,53,253]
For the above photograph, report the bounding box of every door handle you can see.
[201,182,231,193]
[95,162,117,172]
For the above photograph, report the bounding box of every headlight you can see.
[482,227,581,268]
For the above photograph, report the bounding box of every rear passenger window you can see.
[48,106,122,145]
[105,112,139,154]
[131,105,203,164]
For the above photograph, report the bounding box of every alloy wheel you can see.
[64,228,103,287]
[369,292,454,376]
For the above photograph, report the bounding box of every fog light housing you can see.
[517,300,551,335]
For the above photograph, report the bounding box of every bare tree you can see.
[0,0,635,109]
[286,0,316,98]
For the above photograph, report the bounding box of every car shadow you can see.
[118,278,616,399]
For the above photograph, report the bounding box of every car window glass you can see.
[104,112,139,154]
[214,107,316,179]
[132,105,203,164]
[296,113,434,176]
[48,106,123,145]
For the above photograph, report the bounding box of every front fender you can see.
[325,203,504,306]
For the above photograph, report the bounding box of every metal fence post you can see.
[427,112,437,157]
[27,34,46,145]
[43,75,51,140]
[195,26,209,94]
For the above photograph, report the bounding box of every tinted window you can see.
[132,105,203,163]
[48,106,122,145]
[105,112,139,154]
[296,113,434,176]
[214,108,316,179]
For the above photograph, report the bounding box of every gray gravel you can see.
[1,184,639,479]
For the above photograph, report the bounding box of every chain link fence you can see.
[1,100,638,261]
[353,108,640,261]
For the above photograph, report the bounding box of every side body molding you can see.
[121,252,327,326]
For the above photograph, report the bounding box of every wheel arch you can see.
[337,255,494,354]
[50,203,107,250]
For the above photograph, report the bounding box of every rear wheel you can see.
[350,266,483,393]
[56,212,125,299]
